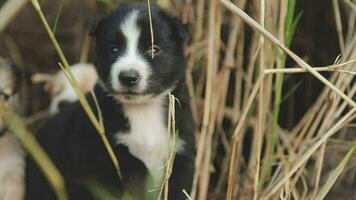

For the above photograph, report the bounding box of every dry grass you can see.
[185,0,355,199]
[0,0,355,199]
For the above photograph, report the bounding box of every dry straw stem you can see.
[315,144,356,200]
[264,107,355,198]
[193,0,206,41]
[0,0,29,33]
[29,0,122,179]
[264,59,356,74]
[291,53,354,142]
[217,1,247,197]
[311,142,327,198]
[226,75,263,199]
[157,93,178,200]
[220,0,356,109]
[2,34,25,67]
[164,94,178,200]
[333,0,345,53]
[147,0,155,58]
[0,102,68,200]
[192,1,220,199]
[200,2,222,200]
[254,0,266,199]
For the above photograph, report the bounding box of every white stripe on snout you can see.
[111,11,150,93]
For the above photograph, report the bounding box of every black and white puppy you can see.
[26,3,195,200]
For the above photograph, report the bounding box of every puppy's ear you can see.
[170,17,189,43]
[90,12,110,37]
[90,16,107,36]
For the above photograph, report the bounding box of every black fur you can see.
[26,4,195,200]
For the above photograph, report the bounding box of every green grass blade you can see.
[284,0,296,46]
[52,0,65,34]
[288,11,303,47]
[260,0,301,186]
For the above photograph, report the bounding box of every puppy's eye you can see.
[0,92,10,101]
[108,44,119,55]
[147,45,161,56]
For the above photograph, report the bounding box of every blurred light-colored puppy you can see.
[32,63,98,115]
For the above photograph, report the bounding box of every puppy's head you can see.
[92,4,187,104]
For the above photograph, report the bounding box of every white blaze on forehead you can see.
[110,10,151,94]
[120,10,140,56]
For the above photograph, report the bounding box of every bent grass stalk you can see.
[264,59,356,74]
[254,0,265,198]
[0,102,68,200]
[30,0,122,179]
[156,93,178,200]
[226,75,263,199]
[164,94,178,200]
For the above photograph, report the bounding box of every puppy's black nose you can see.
[119,70,141,87]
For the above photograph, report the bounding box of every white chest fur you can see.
[114,98,170,182]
